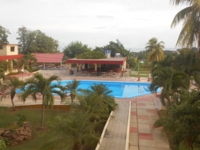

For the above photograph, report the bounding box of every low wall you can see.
[15,104,70,111]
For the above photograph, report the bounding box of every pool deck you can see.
[2,69,170,150]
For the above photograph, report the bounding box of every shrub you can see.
[16,114,26,127]
[0,139,6,150]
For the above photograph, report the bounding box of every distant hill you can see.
[164,50,176,55]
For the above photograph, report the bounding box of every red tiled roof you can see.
[33,53,64,63]
[66,57,126,65]
[0,54,24,61]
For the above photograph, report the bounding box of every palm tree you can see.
[150,67,190,107]
[76,84,117,123]
[154,89,200,150]
[173,48,200,76]
[171,0,200,50]
[145,38,165,62]
[65,79,80,103]
[0,68,5,82]
[41,111,99,150]
[89,84,117,111]
[24,53,37,71]
[0,77,24,110]
[0,60,11,74]
[22,73,66,128]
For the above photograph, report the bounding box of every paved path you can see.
[98,101,129,150]
[128,95,170,150]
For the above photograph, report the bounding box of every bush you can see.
[0,139,6,150]
[76,51,106,59]
[16,114,26,127]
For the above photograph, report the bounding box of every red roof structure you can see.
[0,54,24,61]
[33,53,64,63]
[66,57,126,65]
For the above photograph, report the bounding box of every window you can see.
[10,46,15,52]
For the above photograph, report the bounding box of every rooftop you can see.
[66,57,126,64]
[33,53,64,63]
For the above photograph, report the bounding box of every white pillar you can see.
[94,64,97,71]
[123,61,127,70]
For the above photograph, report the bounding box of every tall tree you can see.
[76,51,106,59]
[0,77,24,111]
[145,38,165,62]
[22,73,65,128]
[94,40,130,57]
[17,26,59,54]
[171,0,200,50]
[63,41,91,58]
[16,26,29,54]
[173,48,200,76]
[0,25,10,45]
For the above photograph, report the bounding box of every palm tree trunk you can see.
[11,98,15,111]
[198,34,200,53]
[41,104,45,128]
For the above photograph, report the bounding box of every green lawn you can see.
[129,70,150,78]
[0,107,68,150]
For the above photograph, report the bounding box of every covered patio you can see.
[33,53,64,69]
[66,57,127,77]
[0,54,24,75]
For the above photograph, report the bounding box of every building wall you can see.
[0,44,18,56]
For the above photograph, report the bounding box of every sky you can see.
[1,0,188,52]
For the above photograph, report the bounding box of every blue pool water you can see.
[58,80,152,98]
[17,80,155,98]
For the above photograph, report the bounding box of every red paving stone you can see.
[131,111,137,115]
[138,133,153,140]
[149,124,154,129]
[130,127,138,133]
[137,115,149,120]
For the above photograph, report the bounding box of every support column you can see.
[68,63,71,75]
[10,60,13,71]
[77,63,79,72]
[43,63,45,69]
[94,64,97,75]
[123,61,127,70]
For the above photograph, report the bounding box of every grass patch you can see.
[130,74,149,77]
[130,70,150,78]
[0,107,68,150]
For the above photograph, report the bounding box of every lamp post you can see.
[21,69,24,80]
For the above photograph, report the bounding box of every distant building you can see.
[0,44,24,75]
[33,53,64,69]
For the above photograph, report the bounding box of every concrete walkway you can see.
[128,95,170,150]
[98,101,129,150]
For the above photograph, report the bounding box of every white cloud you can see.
[0,0,187,51]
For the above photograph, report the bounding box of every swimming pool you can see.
[17,80,154,98]
[58,80,152,98]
